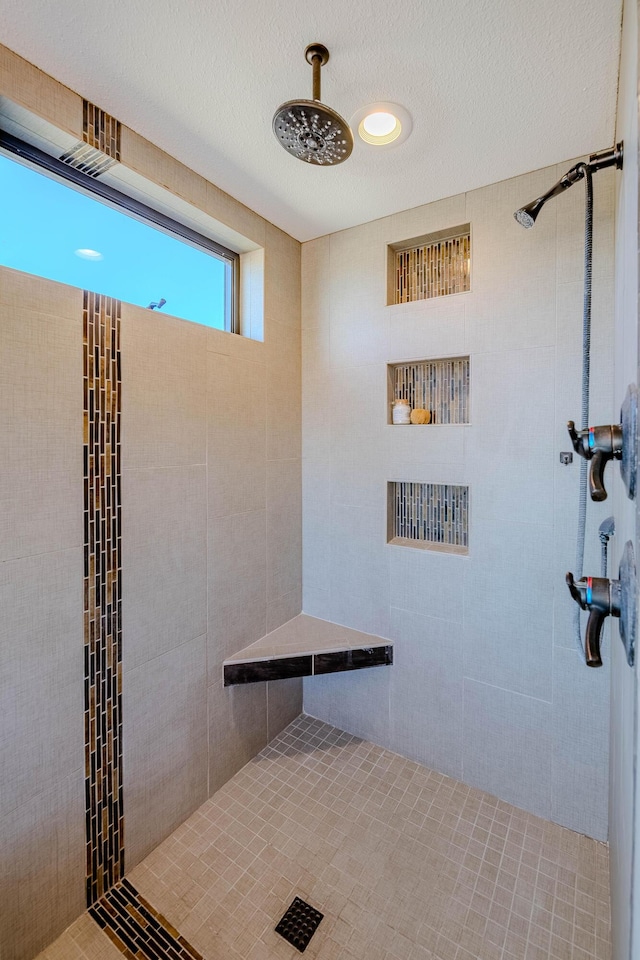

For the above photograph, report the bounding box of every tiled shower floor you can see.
[38,715,610,960]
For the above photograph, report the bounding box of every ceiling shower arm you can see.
[312,56,321,101]
[305,43,329,102]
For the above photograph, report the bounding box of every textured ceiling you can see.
[0,0,622,241]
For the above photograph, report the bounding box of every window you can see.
[0,131,238,331]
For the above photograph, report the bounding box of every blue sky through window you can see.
[0,153,227,329]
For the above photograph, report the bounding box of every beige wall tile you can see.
[207,352,266,468]
[267,459,302,604]
[0,43,82,139]
[207,509,267,680]
[0,549,84,816]
[267,678,303,742]
[119,126,208,212]
[0,266,84,318]
[0,772,85,960]
[208,457,266,519]
[301,235,331,329]
[267,588,302,634]
[389,607,463,780]
[122,465,207,668]
[552,647,609,840]
[0,48,303,959]
[206,325,265,361]
[124,635,208,868]
[121,303,208,469]
[42,913,124,960]
[0,273,82,561]
[208,680,268,795]
[462,679,553,820]
[206,182,267,249]
[302,160,615,841]
[264,222,301,327]
[266,358,301,461]
[265,315,301,366]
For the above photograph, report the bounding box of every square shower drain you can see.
[275,897,324,952]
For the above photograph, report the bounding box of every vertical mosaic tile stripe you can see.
[395,231,470,303]
[59,101,121,177]
[90,879,204,960]
[390,481,469,552]
[83,99,121,160]
[392,356,470,424]
[84,290,124,905]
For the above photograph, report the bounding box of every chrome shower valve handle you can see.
[567,420,623,501]
[565,572,621,667]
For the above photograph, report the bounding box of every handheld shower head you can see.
[514,164,585,228]
[514,143,623,227]
[514,201,542,229]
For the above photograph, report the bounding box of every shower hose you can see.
[574,164,593,662]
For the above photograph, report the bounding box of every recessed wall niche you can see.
[387,224,470,305]
[387,481,469,554]
[387,356,470,425]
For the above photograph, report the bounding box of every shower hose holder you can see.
[567,383,638,501]
[566,540,637,667]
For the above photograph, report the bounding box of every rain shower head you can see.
[273,44,353,165]
[514,143,623,228]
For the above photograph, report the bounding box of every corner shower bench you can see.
[223,614,393,685]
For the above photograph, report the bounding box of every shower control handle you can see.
[565,572,621,667]
[567,421,623,501]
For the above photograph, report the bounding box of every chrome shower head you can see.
[273,44,353,165]
[514,144,623,228]
[514,164,586,228]
[514,204,538,229]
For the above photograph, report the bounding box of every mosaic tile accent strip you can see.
[83,290,124,905]
[393,230,470,303]
[389,481,469,553]
[224,645,393,685]
[391,356,470,424]
[83,99,121,161]
[313,645,393,674]
[60,101,121,178]
[224,655,312,686]
[89,879,203,960]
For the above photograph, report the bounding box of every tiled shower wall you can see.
[609,0,639,957]
[0,44,301,960]
[302,161,616,842]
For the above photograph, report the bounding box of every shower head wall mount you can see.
[273,43,354,165]
[513,143,623,228]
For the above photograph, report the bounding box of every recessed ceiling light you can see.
[351,102,413,148]
[363,112,397,137]
[75,248,103,260]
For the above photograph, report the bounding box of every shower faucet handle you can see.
[567,421,623,501]
[565,572,621,667]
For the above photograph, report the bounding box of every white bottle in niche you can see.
[392,399,411,424]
